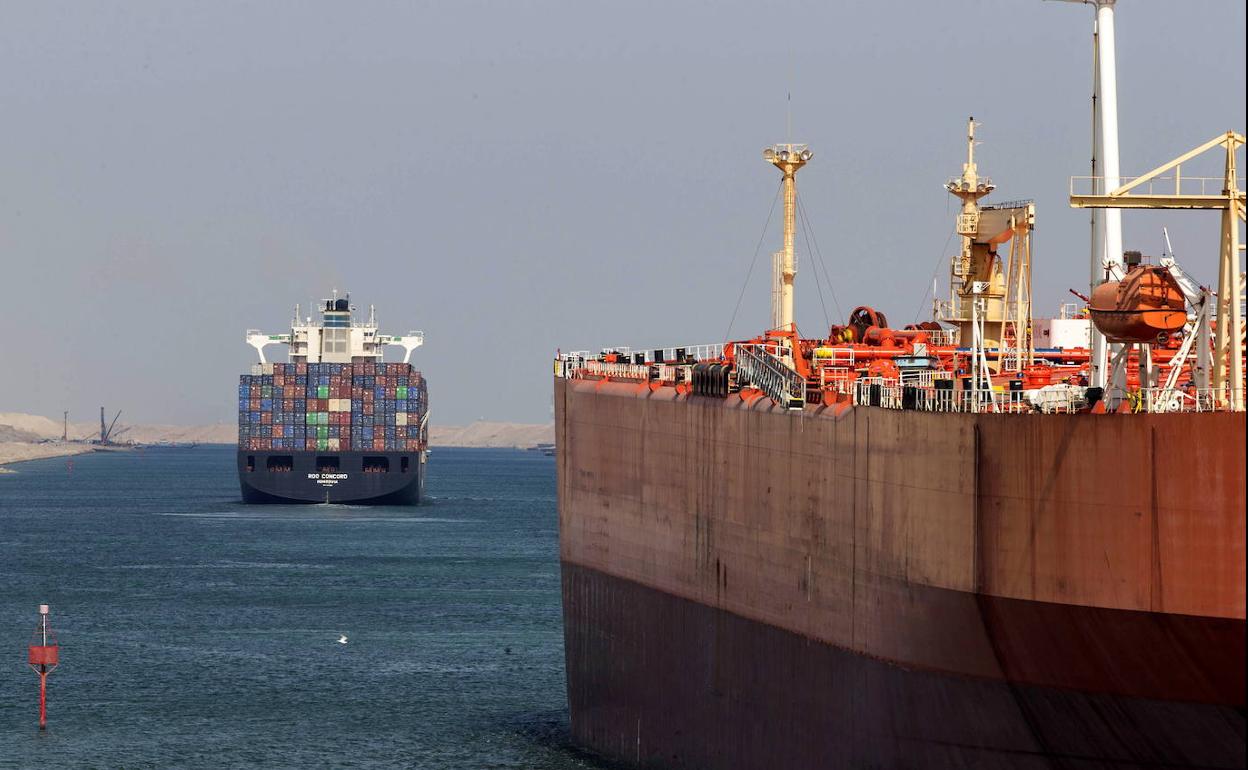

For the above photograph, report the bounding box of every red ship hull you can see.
[555,378,1246,769]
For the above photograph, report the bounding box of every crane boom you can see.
[104,410,122,444]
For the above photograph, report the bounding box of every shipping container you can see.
[238,364,427,451]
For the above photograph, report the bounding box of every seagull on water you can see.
[337,635,348,644]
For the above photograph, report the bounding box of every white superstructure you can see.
[1034,318,1092,350]
[245,290,424,364]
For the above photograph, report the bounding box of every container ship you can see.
[554,6,1245,768]
[238,293,428,504]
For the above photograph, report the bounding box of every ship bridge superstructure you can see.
[246,290,424,365]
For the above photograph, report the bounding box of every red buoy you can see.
[27,604,58,731]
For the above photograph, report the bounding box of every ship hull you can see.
[237,450,425,505]
[555,378,1246,769]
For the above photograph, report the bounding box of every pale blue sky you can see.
[1,0,1243,425]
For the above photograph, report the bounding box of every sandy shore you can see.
[0,442,98,469]
[429,421,553,448]
[4,412,554,449]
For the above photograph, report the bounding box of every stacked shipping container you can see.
[238,362,427,452]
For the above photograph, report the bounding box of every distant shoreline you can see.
[0,443,557,471]
[3,412,554,452]
[0,441,101,469]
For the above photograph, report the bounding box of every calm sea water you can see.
[0,446,608,769]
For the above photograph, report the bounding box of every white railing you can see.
[555,341,724,381]
[850,379,1243,415]
[1070,175,1243,198]
[923,328,959,346]
[1135,387,1243,413]
[554,354,587,379]
[654,364,679,383]
[900,369,940,387]
[555,353,693,387]
[586,343,725,364]
[915,388,1035,414]
[850,378,1247,415]
[583,360,652,380]
[819,368,856,392]
[852,379,905,409]
[983,198,1035,211]
[813,347,855,366]
[852,378,1085,414]
[734,344,804,409]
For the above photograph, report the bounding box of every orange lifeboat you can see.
[1089,265,1186,343]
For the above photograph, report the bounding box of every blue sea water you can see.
[0,446,606,769]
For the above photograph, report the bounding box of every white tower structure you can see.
[763,144,813,332]
[1064,0,1126,389]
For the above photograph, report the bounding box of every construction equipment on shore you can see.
[99,407,122,445]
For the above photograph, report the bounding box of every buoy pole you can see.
[28,604,59,731]
[38,664,48,730]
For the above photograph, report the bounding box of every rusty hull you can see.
[555,377,1246,769]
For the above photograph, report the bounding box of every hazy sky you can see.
[2,1,1244,426]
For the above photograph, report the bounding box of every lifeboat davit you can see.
[1089,265,1186,343]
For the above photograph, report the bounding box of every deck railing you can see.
[565,343,725,365]
[1135,387,1243,413]
[555,352,1242,415]
[923,329,960,346]
[849,380,1244,414]
[555,354,688,385]
[582,360,652,380]
[1070,174,1243,198]
[734,344,804,409]
[851,378,1085,414]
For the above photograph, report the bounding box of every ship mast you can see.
[1091,0,1126,393]
[1057,0,1126,390]
[763,143,812,332]
[947,117,995,285]
[944,118,999,348]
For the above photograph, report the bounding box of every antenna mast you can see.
[762,143,813,333]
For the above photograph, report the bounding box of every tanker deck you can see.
[553,120,1246,768]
